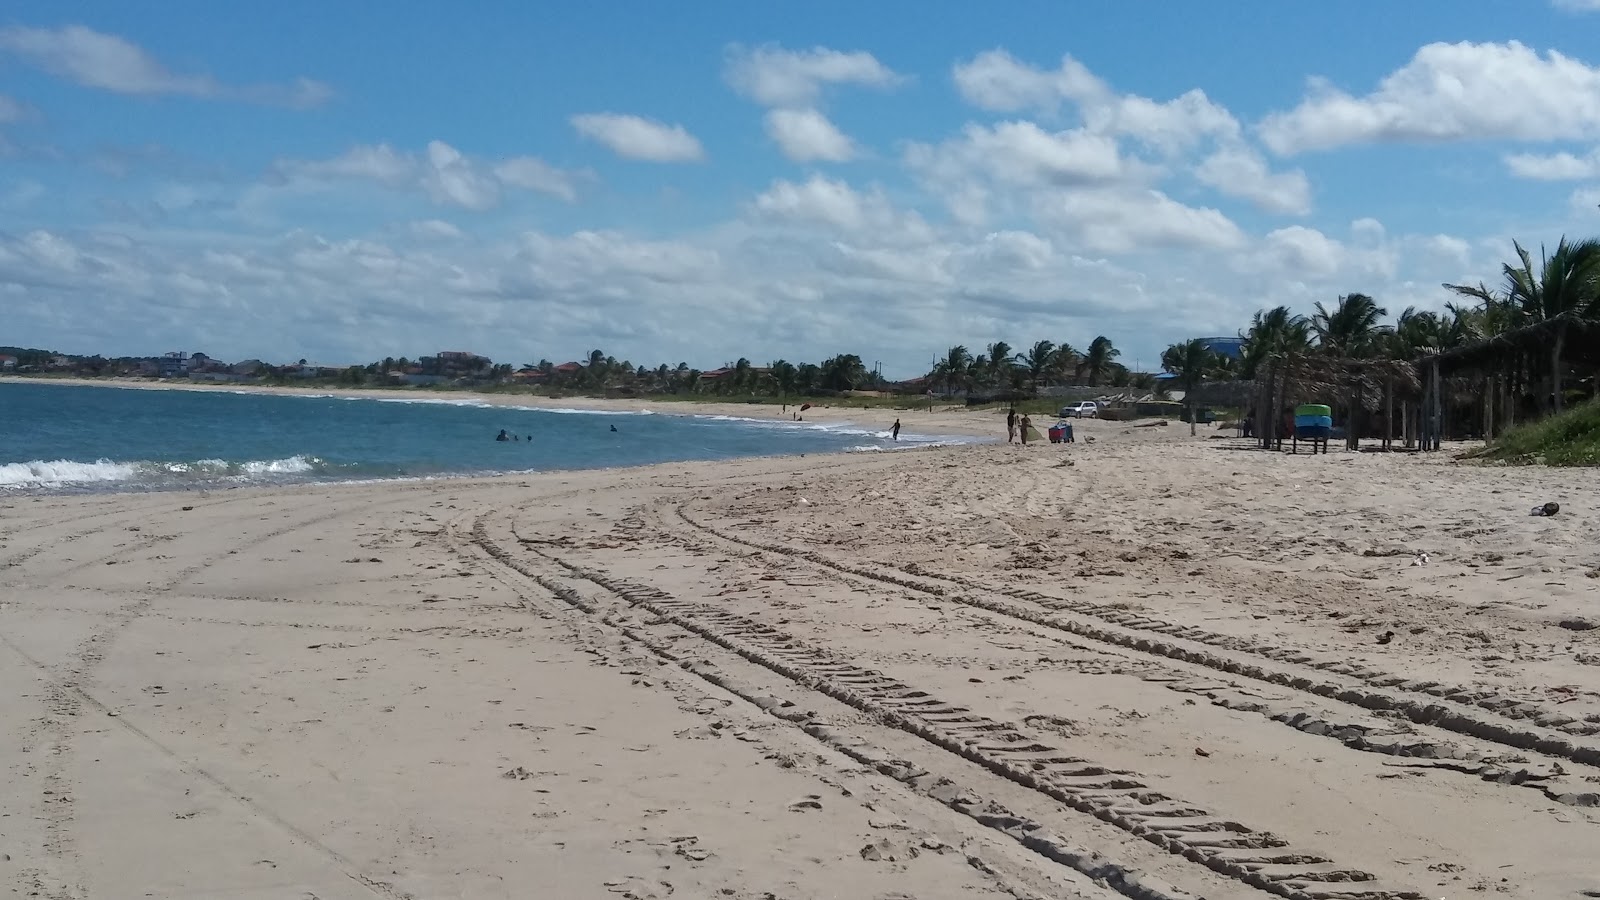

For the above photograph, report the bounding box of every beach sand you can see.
[4,423,1599,899]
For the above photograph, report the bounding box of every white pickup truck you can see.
[1059,401,1100,419]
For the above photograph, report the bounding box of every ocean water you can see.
[0,382,972,493]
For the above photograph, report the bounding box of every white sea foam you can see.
[0,459,140,488]
[0,455,325,489]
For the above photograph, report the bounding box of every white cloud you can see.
[270,141,581,209]
[764,108,855,162]
[1504,148,1600,180]
[952,49,1103,113]
[0,24,330,108]
[571,113,705,162]
[751,174,929,241]
[409,219,465,241]
[908,121,1137,193]
[1194,146,1312,214]
[1033,187,1246,254]
[493,156,581,201]
[1261,41,1600,154]
[952,49,1240,152]
[725,44,904,107]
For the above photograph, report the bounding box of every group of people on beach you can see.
[1006,407,1034,445]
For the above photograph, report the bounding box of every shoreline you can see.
[3,376,1015,494]
[1,374,1003,439]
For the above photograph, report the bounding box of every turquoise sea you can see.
[0,382,974,493]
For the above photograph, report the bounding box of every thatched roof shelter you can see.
[1257,353,1422,409]
[1428,314,1600,377]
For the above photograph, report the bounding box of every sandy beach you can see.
[4,423,1599,899]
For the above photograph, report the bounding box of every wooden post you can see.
[1440,357,1452,448]
[1384,376,1394,450]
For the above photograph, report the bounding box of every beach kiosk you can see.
[1292,403,1332,454]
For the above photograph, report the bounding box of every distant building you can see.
[0,355,16,370]
[158,351,188,378]
[1198,336,1244,359]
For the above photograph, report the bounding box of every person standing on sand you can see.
[1007,407,1018,443]
[1019,414,1032,445]
[891,419,901,441]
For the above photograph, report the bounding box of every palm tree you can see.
[1022,340,1056,392]
[769,359,798,402]
[1162,339,1220,436]
[1079,336,1120,386]
[938,345,972,396]
[819,354,869,392]
[1050,343,1082,383]
[1311,293,1388,357]
[1240,306,1312,447]
[1239,306,1310,379]
[732,357,753,395]
[584,349,609,388]
[1447,237,1600,413]
[985,342,1012,386]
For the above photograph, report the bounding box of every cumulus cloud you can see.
[1194,146,1312,215]
[269,141,582,209]
[751,175,933,247]
[570,113,705,162]
[1032,187,1247,254]
[952,49,1240,152]
[908,121,1137,193]
[1504,148,1600,180]
[725,44,904,107]
[0,24,331,108]
[1260,41,1600,154]
[408,219,466,241]
[764,108,856,162]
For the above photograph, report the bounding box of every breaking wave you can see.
[0,455,338,490]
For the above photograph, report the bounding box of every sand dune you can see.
[3,427,1598,899]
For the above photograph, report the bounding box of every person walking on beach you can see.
[1007,407,1018,443]
[891,419,901,441]
[1019,414,1032,445]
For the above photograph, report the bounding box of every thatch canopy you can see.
[1257,353,1423,410]
[1428,314,1600,377]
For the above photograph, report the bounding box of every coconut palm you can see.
[1446,237,1600,412]
[1021,340,1056,392]
[1311,293,1388,358]
[1050,343,1082,383]
[932,345,972,396]
[1079,336,1120,386]
[769,359,798,401]
[985,342,1012,386]
[1239,306,1311,380]
[1161,339,1220,436]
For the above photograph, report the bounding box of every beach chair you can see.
[1292,404,1332,454]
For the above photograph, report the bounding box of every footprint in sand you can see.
[786,794,822,811]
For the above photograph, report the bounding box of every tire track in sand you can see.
[670,499,1600,777]
[469,509,1430,900]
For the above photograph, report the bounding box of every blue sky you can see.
[4,2,1600,376]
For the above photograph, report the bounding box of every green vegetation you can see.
[1471,398,1600,466]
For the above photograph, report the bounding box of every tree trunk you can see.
[1552,321,1567,415]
